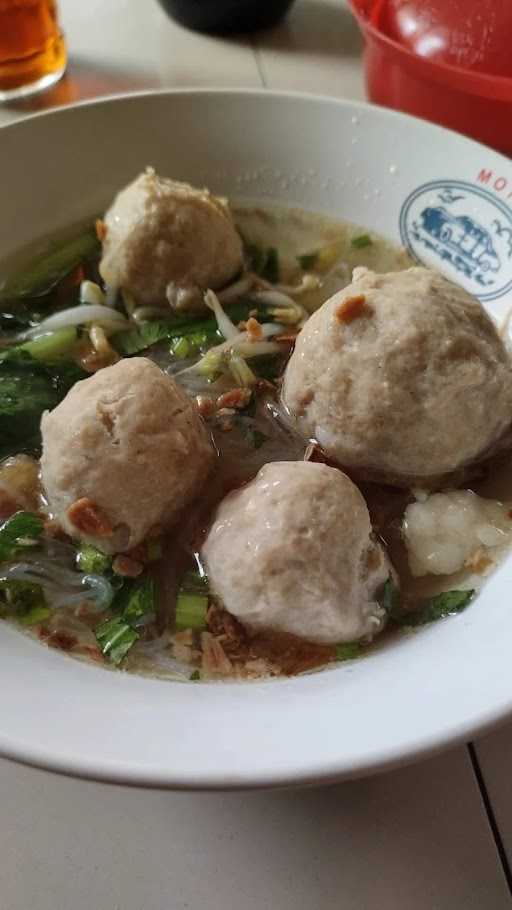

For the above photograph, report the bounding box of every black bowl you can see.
[156,0,296,34]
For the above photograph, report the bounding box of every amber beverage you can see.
[0,0,66,100]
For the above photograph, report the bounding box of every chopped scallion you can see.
[351,233,372,249]
[335,642,362,661]
[76,544,111,576]
[171,336,191,359]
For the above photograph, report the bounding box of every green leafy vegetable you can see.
[76,545,112,576]
[405,590,475,627]
[112,300,275,358]
[297,252,318,270]
[351,233,372,249]
[0,353,86,459]
[335,642,362,661]
[246,244,280,283]
[113,321,180,356]
[95,616,139,665]
[0,512,43,563]
[0,228,99,301]
[0,580,49,626]
[379,576,475,629]
[0,579,44,609]
[95,576,156,665]
[122,577,156,627]
[18,605,51,626]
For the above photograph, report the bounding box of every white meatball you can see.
[41,358,214,553]
[282,267,512,487]
[99,169,244,311]
[404,490,512,577]
[201,461,391,645]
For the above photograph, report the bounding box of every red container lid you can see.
[351,0,512,103]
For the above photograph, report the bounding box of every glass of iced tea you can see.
[0,0,66,101]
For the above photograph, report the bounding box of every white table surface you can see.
[1,2,511,908]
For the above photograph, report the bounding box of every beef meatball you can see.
[282,267,512,487]
[201,461,391,645]
[99,168,244,312]
[41,358,214,554]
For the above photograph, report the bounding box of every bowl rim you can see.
[348,0,512,102]
[2,87,512,790]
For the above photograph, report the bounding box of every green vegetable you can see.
[113,321,180,356]
[351,233,372,249]
[122,577,156,627]
[0,362,61,457]
[0,228,99,301]
[335,642,362,661]
[95,576,156,665]
[189,670,201,681]
[76,545,111,576]
[379,576,402,621]
[380,576,475,629]
[18,605,51,626]
[175,569,209,632]
[0,580,49,626]
[246,244,280,283]
[0,353,86,459]
[171,337,191,360]
[175,593,208,632]
[405,590,475,627]
[0,327,78,365]
[0,512,43,563]
[0,579,44,609]
[297,252,318,271]
[112,300,274,358]
[95,616,139,665]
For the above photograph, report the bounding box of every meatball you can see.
[201,461,390,645]
[403,490,512,577]
[40,358,214,554]
[99,169,244,312]
[282,267,512,487]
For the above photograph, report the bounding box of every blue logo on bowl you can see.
[400,180,512,302]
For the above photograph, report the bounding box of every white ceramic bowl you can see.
[2,90,512,789]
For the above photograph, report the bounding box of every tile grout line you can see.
[468,742,512,896]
